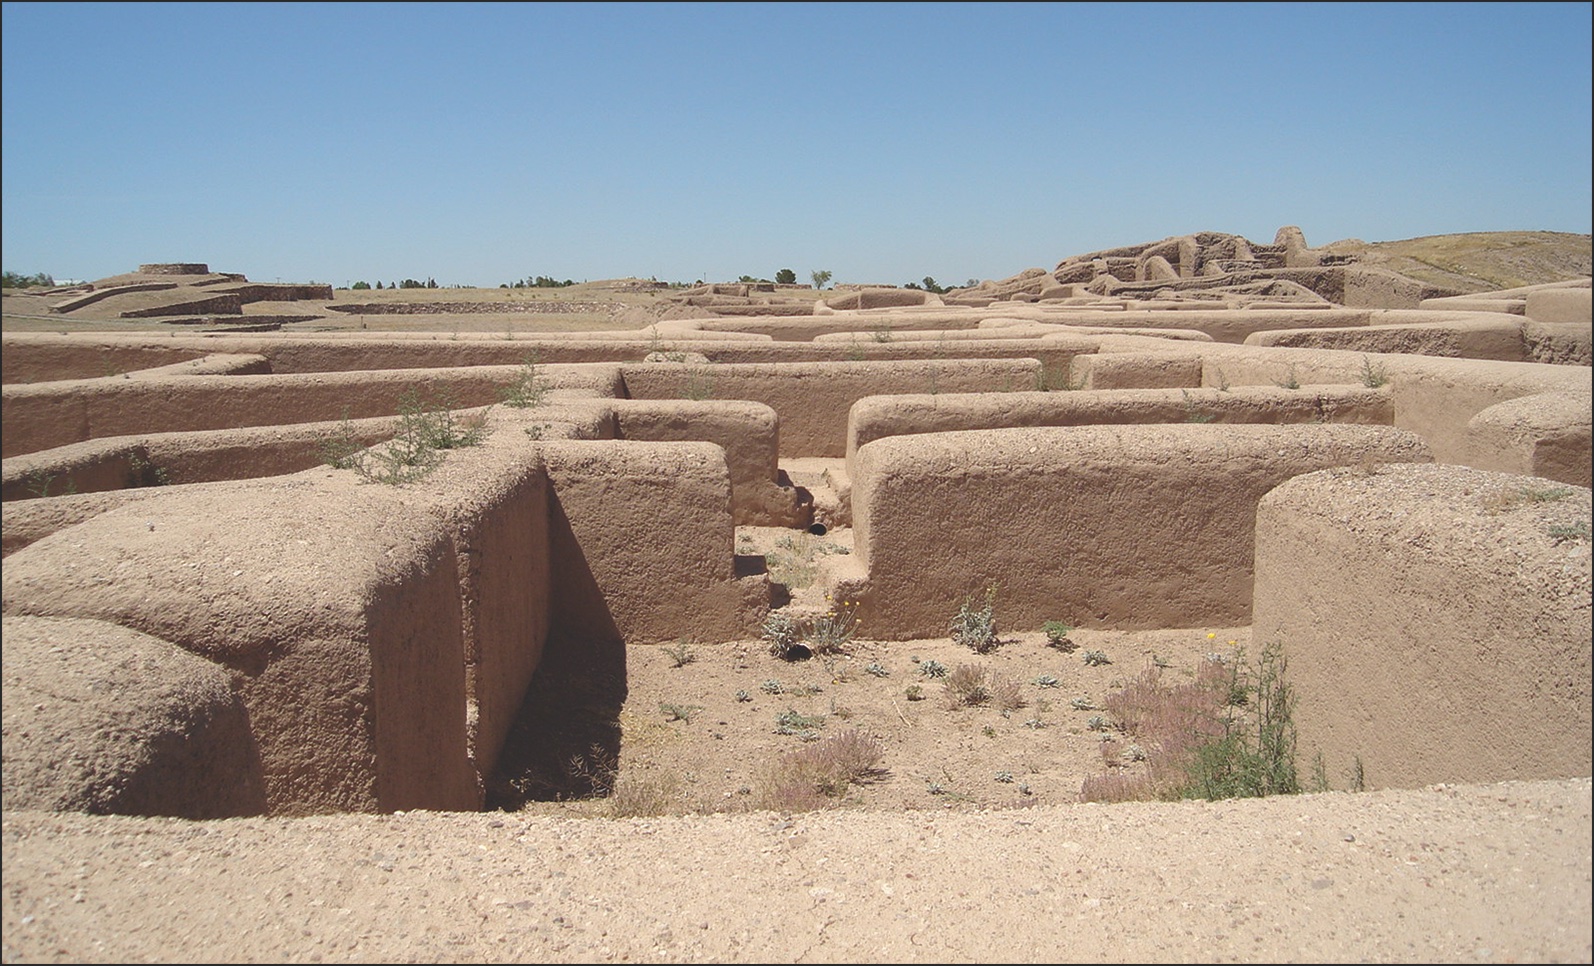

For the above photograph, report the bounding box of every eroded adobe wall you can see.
[0,476,480,815]
[846,424,1433,639]
[1253,464,1592,790]
[620,359,1043,458]
[609,399,810,527]
[1465,392,1594,488]
[844,386,1396,469]
[1246,314,1534,361]
[541,440,768,646]
[1,614,267,818]
[0,363,625,458]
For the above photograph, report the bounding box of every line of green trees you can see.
[2,271,56,288]
[348,278,441,290]
[502,276,574,289]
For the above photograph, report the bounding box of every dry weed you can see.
[758,728,886,811]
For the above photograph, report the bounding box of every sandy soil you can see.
[3,778,1589,964]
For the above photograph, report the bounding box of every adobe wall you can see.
[845,386,1395,470]
[0,475,481,815]
[1252,464,1591,790]
[1525,287,1592,325]
[609,399,809,527]
[0,363,626,458]
[1,341,215,384]
[1245,314,1534,361]
[1464,391,1593,487]
[1,614,267,818]
[0,416,402,502]
[619,359,1043,457]
[1172,342,1592,467]
[845,424,1432,639]
[541,440,768,646]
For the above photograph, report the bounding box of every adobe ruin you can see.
[2,228,1589,817]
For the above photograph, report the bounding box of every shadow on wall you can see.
[486,491,627,809]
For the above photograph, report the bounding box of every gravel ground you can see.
[3,778,1589,963]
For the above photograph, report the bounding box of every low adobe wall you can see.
[0,363,625,458]
[1245,314,1534,361]
[845,386,1395,469]
[1464,391,1593,487]
[1252,464,1592,790]
[1174,342,1593,468]
[609,399,809,527]
[620,359,1043,458]
[0,341,214,384]
[1,614,267,818]
[542,440,768,646]
[844,423,1432,639]
[0,475,481,815]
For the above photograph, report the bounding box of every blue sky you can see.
[3,1,1590,288]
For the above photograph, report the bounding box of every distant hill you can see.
[1318,231,1592,293]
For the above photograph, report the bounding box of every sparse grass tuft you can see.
[662,639,698,668]
[1359,356,1390,389]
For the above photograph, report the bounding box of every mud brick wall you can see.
[1252,463,1592,790]
[847,423,1433,638]
[620,359,1043,458]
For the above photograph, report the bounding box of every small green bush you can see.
[950,587,1000,653]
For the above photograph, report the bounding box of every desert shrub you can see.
[918,659,948,678]
[774,708,826,740]
[950,587,1000,653]
[763,601,861,660]
[774,268,797,284]
[1360,356,1390,388]
[1081,645,1300,804]
[804,600,860,654]
[990,672,1026,713]
[758,728,884,810]
[945,663,991,707]
[328,388,488,485]
[500,355,548,408]
[662,639,697,668]
[127,451,169,488]
[1042,620,1075,651]
[659,702,701,723]
[762,612,806,659]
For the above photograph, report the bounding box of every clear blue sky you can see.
[4,1,1590,288]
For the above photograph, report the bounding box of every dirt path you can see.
[3,778,1588,963]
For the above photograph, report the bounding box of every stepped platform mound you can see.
[2,235,1590,961]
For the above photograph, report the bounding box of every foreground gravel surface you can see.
[3,778,1589,963]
